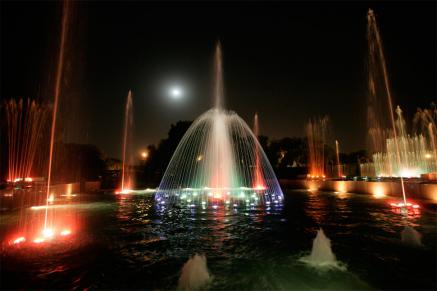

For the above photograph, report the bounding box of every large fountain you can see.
[155,43,283,207]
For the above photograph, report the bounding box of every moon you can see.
[170,87,183,99]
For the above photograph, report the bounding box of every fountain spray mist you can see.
[45,0,71,229]
[367,9,407,204]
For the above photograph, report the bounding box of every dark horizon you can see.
[1,1,436,159]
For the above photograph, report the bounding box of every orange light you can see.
[60,229,71,236]
[33,238,44,244]
[13,237,25,244]
[24,177,33,182]
[42,228,54,238]
[116,189,132,195]
[373,186,386,198]
[47,194,55,203]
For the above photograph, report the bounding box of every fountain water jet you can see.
[178,254,211,291]
[117,90,135,194]
[44,0,71,230]
[155,43,282,207]
[367,9,408,205]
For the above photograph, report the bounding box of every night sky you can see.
[1,1,436,159]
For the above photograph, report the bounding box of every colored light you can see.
[373,186,386,198]
[116,189,133,194]
[60,229,71,236]
[13,237,25,244]
[33,238,44,244]
[43,228,54,238]
[47,194,55,203]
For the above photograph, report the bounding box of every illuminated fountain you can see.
[306,116,329,178]
[2,99,49,183]
[366,9,411,209]
[116,90,135,194]
[372,106,437,178]
[178,254,211,291]
[155,43,283,207]
[364,9,437,211]
[5,0,77,246]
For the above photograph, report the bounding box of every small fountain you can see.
[300,228,346,270]
[178,254,211,291]
[401,226,422,247]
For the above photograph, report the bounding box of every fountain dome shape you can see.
[155,43,283,207]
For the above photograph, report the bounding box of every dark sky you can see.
[1,1,436,159]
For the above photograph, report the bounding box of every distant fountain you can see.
[178,254,211,291]
[300,229,346,270]
[155,43,283,207]
[401,226,422,247]
[372,106,437,177]
[2,99,49,182]
[306,116,329,178]
[335,140,343,178]
[117,90,135,194]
